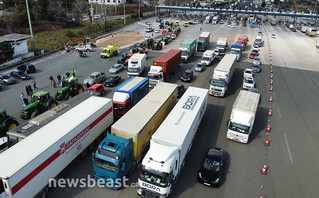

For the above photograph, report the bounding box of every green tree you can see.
[261,1,266,8]
[35,0,48,20]
[47,0,67,23]
[72,0,87,24]
[0,42,14,62]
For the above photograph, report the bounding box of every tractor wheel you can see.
[77,86,84,94]
[31,110,39,118]
[115,51,118,56]
[4,119,19,133]
[48,100,58,109]
[65,93,72,101]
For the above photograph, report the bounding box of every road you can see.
[1,15,319,198]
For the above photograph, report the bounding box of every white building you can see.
[0,33,30,57]
[88,0,126,5]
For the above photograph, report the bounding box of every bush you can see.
[65,31,76,38]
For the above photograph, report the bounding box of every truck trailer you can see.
[0,96,113,198]
[148,49,181,87]
[92,83,178,189]
[127,54,147,77]
[197,32,210,51]
[180,38,197,63]
[112,77,149,120]
[209,54,237,97]
[227,90,260,143]
[137,87,208,197]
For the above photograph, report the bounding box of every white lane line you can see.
[277,107,281,118]
[284,133,293,164]
[273,91,277,99]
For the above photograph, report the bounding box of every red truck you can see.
[197,32,210,51]
[237,36,249,51]
[147,49,181,87]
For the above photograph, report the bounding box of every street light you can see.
[25,0,35,50]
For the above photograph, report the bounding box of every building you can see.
[88,0,126,5]
[0,33,30,57]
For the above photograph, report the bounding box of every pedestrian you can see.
[49,76,57,88]
[27,84,33,96]
[32,79,38,90]
[72,69,76,77]
[200,27,202,31]
[57,74,61,84]
[20,92,28,107]
[25,85,30,96]
[30,91,34,102]
[66,71,70,78]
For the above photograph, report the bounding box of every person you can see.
[200,27,202,31]
[72,69,76,77]
[26,84,33,96]
[66,71,70,78]
[57,74,61,84]
[49,76,57,88]
[20,92,28,107]
[32,79,38,90]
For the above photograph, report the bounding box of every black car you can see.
[103,75,121,87]
[10,70,31,80]
[198,147,225,187]
[17,63,36,73]
[181,70,193,82]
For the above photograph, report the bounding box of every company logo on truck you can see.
[182,96,199,110]
[142,182,161,192]
[60,126,91,154]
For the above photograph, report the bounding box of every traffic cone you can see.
[268,109,272,116]
[270,79,273,85]
[261,164,267,175]
[266,124,271,132]
[271,73,273,79]
[271,66,273,70]
[270,86,273,91]
[271,69,273,73]
[96,51,98,54]
[269,96,273,102]
[265,137,270,146]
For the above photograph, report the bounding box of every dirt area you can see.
[96,31,144,49]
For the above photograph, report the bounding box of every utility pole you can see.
[124,3,126,25]
[25,0,35,50]
[138,0,141,19]
[90,3,94,24]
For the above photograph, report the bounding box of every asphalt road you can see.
[1,15,319,198]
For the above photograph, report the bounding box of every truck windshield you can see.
[113,103,126,111]
[230,49,240,54]
[94,157,119,173]
[139,170,168,188]
[127,67,140,72]
[211,80,226,87]
[181,51,188,56]
[202,57,210,61]
[229,121,249,134]
[255,39,262,43]
[148,74,161,80]
[217,44,224,48]
[102,50,109,53]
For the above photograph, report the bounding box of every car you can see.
[220,20,225,24]
[0,74,16,85]
[291,28,296,32]
[103,75,121,87]
[194,62,205,72]
[198,147,225,187]
[228,24,236,28]
[17,63,36,73]
[75,45,92,52]
[249,51,258,59]
[243,22,247,26]
[145,21,151,25]
[271,33,276,38]
[10,70,31,80]
[243,76,255,90]
[181,69,193,82]
[109,63,124,74]
[252,49,259,55]
[145,27,154,32]
[252,64,261,73]
[243,68,253,78]
[253,57,261,66]
[88,83,105,96]
[154,29,160,33]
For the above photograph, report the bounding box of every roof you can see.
[215,54,237,72]
[0,33,30,43]
[154,49,181,63]
[33,91,48,96]
[116,77,147,92]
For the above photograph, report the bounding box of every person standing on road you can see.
[20,92,28,107]
[49,75,57,88]
[32,78,38,90]
[26,84,33,96]
[72,69,76,77]
[66,71,70,78]
[57,74,61,84]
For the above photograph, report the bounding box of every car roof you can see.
[207,147,222,158]
[13,70,23,72]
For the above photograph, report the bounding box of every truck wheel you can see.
[65,93,72,100]
[77,86,84,94]
[31,110,39,118]
[115,51,118,56]
[4,119,19,132]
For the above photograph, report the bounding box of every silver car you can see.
[109,64,124,74]
[0,74,16,85]
[253,57,261,66]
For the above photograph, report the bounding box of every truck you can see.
[180,38,197,63]
[197,32,210,51]
[254,36,263,47]
[148,49,181,87]
[237,36,248,50]
[92,83,178,189]
[216,37,228,52]
[137,87,208,197]
[100,44,118,58]
[306,27,317,37]
[230,44,242,61]
[127,54,147,77]
[83,72,106,87]
[301,26,308,33]
[201,50,215,66]
[0,96,113,198]
[205,15,212,24]
[212,15,220,24]
[113,77,149,119]
[270,18,277,26]
[227,90,260,143]
[209,54,237,97]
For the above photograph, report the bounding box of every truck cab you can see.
[230,45,242,61]
[113,92,132,119]
[101,45,118,58]
[92,134,133,189]
[148,66,164,85]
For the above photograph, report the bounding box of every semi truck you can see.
[216,37,228,52]
[92,83,178,189]
[148,49,181,87]
[205,15,212,23]
[113,77,149,119]
[230,44,242,61]
[209,54,237,97]
[180,38,197,63]
[197,32,210,51]
[127,54,147,77]
[270,18,277,26]
[0,96,113,198]
[212,15,220,24]
[137,87,208,197]
[306,27,317,37]
[201,50,215,66]
[227,90,260,143]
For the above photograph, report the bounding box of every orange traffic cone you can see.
[96,51,98,54]
[269,96,273,102]
[266,124,271,132]
[261,164,267,175]
[268,109,272,116]
[265,137,270,146]
[270,86,273,91]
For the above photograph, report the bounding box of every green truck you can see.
[55,77,84,101]
[0,109,19,138]
[179,38,197,62]
[20,91,58,120]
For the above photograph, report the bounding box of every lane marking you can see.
[277,107,281,118]
[273,91,276,98]
[284,133,293,164]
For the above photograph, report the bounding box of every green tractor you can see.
[145,37,154,49]
[0,109,19,137]
[55,77,84,101]
[152,39,163,50]
[20,91,58,120]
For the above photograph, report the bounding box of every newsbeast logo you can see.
[182,96,199,110]
[60,126,91,154]
[142,182,161,192]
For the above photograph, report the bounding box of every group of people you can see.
[49,69,76,88]
[20,78,38,107]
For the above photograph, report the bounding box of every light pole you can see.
[138,0,141,19]
[124,3,126,25]
[25,0,35,50]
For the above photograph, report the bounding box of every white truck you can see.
[0,96,113,198]
[201,50,215,66]
[137,87,208,198]
[127,54,147,77]
[209,54,237,97]
[212,15,220,24]
[216,37,228,52]
[227,90,260,143]
[205,15,212,23]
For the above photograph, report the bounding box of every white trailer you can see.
[227,90,260,143]
[127,54,147,77]
[0,96,113,198]
[209,54,237,97]
[212,15,220,24]
[137,87,208,198]
[216,37,228,52]
[205,15,212,23]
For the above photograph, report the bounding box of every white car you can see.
[243,77,255,90]
[243,68,253,78]
[228,24,236,28]
[145,27,154,32]
[271,33,276,38]
[76,45,92,52]
[253,57,261,66]
[154,29,160,33]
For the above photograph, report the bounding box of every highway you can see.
[1,15,319,198]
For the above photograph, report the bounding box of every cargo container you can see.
[197,32,210,51]
[180,38,197,63]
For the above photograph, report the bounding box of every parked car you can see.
[109,64,124,74]
[243,76,255,90]
[88,83,105,96]
[145,27,154,32]
[103,75,121,87]
[154,29,161,33]
[252,65,261,73]
[198,147,225,187]
[194,62,205,72]
[253,57,261,66]
[271,33,276,38]
[0,74,16,85]
[75,45,92,52]
[249,51,258,59]
[243,68,253,78]
[17,63,36,73]
[228,24,236,28]
[10,70,31,80]
[181,70,193,82]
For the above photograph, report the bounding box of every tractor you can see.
[145,37,154,49]
[0,109,19,137]
[20,91,58,120]
[55,77,84,101]
[131,42,144,54]
[152,40,163,50]
[117,53,133,66]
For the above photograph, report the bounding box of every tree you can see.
[72,0,87,24]
[47,0,67,23]
[35,0,48,21]
[0,42,14,62]
[3,0,15,9]
[261,1,266,8]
